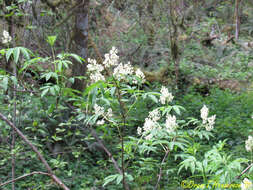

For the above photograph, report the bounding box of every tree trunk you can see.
[71,0,90,91]
[234,0,240,40]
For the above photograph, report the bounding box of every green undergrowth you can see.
[177,87,253,156]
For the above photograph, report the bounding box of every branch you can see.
[89,128,122,175]
[0,171,49,187]
[230,163,253,185]
[0,112,70,190]
[89,127,130,190]
[155,148,170,190]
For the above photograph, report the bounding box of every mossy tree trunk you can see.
[71,0,90,91]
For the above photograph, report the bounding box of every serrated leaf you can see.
[68,77,75,84]
[172,106,181,115]
[57,61,62,72]
[6,48,14,62]
[162,106,172,116]
[41,88,49,97]
[62,60,71,69]
[116,174,123,184]
[103,174,118,187]
[54,85,60,93]
[48,104,55,114]
[126,173,134,181]
[68,53,83,63]
[148,94,158,103]
[46,73,52,81]
[49,87,55,95]
[21,47,31,60]
[110,87,116,97]
[13,47,20,64]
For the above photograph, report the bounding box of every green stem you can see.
[202,161,207,184]
[113,78,129,190]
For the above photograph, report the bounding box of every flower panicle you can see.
[1,30,12,44]
[160,86,173,105]
[200,105,216,131]
[137,108,178,140]
[94,104,114,126]
[245,135,253,152]
[87,47,145,84]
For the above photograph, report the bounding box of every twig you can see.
[89,127,130,190]
[0,171,49,187]
[11,16,17,190]
[0,112,70,190]
[114,80,129,190]
[155,148,170,190]
[89,128,122,175]
[230,163,253,185]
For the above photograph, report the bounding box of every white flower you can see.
[200,105,216,131]
[200,105,209,124]
[148,109,160,122]
[206,115,216,131]
[143,118,155,133]
[241,178,253,190]
[137,127,142,135]
[103,46,119,68]
[96,119,105,125]
[1,30,12,44]
[87,58,105,83]
[94,104,104,116]
[160,86,173,104]
[205,124,213,131]
[106,108,113,118]
[87,58,104,72]
[134,68,145,83]
[245,136,253,152]
[113,62,134,81]
[165,114,177,133]
[90,72,105,83]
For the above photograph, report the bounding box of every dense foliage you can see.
[0,0,253,190]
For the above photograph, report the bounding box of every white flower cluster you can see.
[137,108,178,140]
[87,58,105,83]
[1,30,12,44]
[137,108,161,140]
[106,108,113,118]
[241,178,253,190]
[87,47,145,84]
[113,62,134,81]
[133,68,145,84]
[103,46,119,68]
[148,109,160,122]
[200,105,216,131]
[165,114,177,133]
[94,104,113,126]
[96,119,105,125]
[94,104,104,116]
[245,136,253,152]
[160,86,174,104]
